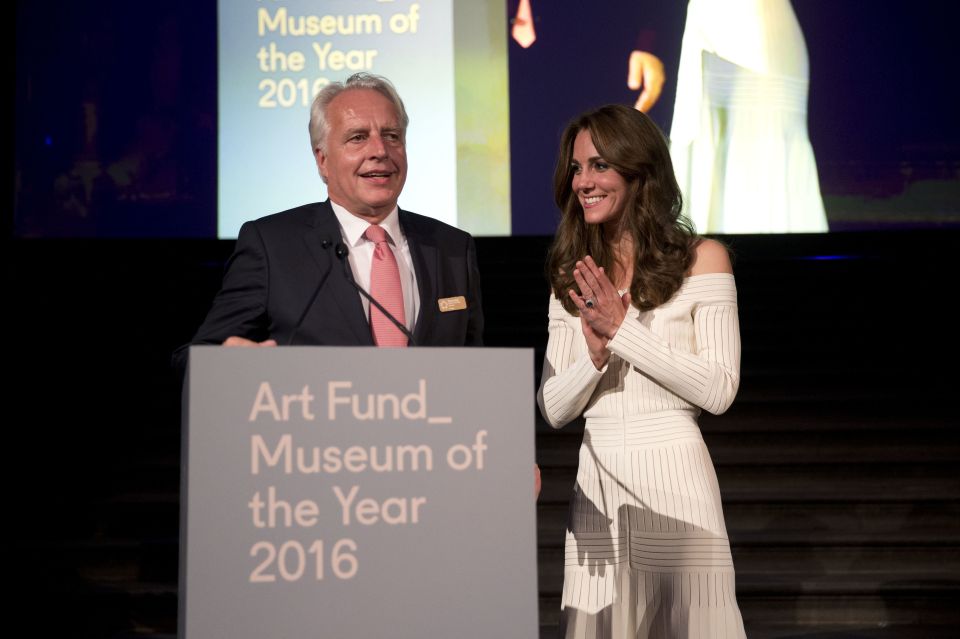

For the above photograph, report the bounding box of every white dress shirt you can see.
[331,202,420,332]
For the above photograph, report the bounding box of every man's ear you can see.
[314,146,328,181]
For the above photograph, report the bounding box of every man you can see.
[174,73,483,368]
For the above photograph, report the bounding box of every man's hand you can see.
[223,336,278,347]
[627,50,666,112]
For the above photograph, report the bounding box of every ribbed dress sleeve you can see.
[537,295,606,429]
[606,274,741,414]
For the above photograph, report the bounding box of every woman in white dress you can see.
[539,104,746,638]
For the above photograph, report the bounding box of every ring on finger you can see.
[584,298,595,309]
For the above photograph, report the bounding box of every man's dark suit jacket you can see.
[173,201,483,370]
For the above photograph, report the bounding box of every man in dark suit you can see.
[174,73,482,368]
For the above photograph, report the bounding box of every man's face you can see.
[314,89,407,222]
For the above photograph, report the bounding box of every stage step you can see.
[538,594,960,639]
[535,463,959,504]
[536,501,960,548]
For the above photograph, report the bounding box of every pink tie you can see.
[364,224,408,347]
[511,0,537,48]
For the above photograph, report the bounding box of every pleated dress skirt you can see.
[558,413,746,638]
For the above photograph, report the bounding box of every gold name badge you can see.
[437,296,467,312]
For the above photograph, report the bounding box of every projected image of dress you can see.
[664,0,828,233]
[512,0,828,234]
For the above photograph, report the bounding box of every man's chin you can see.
[359,186,402,206]
[354,196,401,220]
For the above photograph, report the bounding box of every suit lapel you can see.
[401,210,438,345]
[303,202,373,345]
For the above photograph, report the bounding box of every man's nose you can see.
[367,134,387,158]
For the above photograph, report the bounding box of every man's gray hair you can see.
[308,73,409,154]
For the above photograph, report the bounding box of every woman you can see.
[538,104,746,637]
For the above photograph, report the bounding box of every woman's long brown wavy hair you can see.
[547,104,697,314]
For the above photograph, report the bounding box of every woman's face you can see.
[571,129,628,229]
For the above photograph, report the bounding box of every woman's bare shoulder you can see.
[689,238,733,276]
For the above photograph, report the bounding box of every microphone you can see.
[286,239,336,346]
[334,242,417,346]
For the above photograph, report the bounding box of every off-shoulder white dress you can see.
[538,273,746,638]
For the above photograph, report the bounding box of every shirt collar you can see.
[330,200,402,247]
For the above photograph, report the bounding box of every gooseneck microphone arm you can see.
[335,242,417,346]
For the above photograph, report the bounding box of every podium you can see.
[179,346,538,638]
